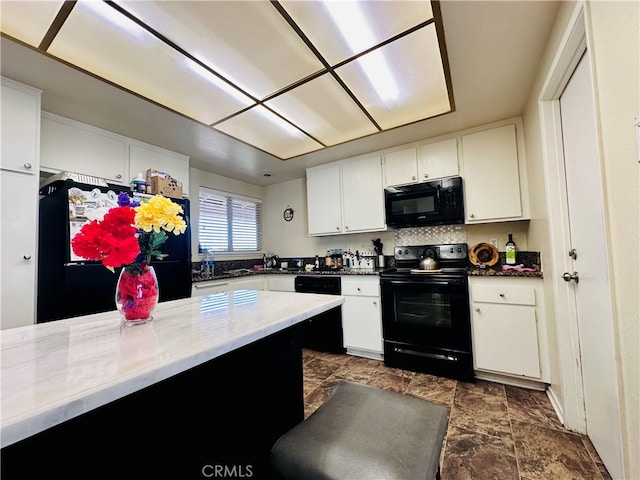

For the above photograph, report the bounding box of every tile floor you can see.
[302,349,612,480]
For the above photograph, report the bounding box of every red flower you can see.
[71,206,140,268]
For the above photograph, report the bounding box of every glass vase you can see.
[116,265,159,326]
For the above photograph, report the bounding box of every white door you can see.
[559,52,623,478]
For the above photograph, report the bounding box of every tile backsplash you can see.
[394,224,467,245]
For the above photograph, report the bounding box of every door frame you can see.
[538,3,588,433]
[538,5,623,466]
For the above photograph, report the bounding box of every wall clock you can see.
[283,206,294,222]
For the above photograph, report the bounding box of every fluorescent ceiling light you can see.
[0,0,453,159]
[322,1,399,102]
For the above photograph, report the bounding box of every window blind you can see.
[199,187,262,253]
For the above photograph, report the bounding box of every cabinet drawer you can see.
[472,285,535,306]
[341,277,380,296]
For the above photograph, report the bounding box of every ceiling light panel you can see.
[336,24,451,130]
[0,1,64,47]
[116,0,325,100]
[215,106,323,159]
[280,0,433,65]
[47,1,254,125]
[265,73,378,146]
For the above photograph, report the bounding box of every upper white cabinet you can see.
[384,138,458,187]
[306,163,342,235]
[341,155,385,233]
[41,112,129,185]
[1,78,40,175]
[461,123,529,223]
[41,113,190,193]
[1,78,41,329]
[129,143,190,195]
[418,138,459,180]
[383,147,418,186]
[307,155,385,236]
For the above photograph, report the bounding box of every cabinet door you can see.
[1,170,37,329]
[383,147,418,186]
[1,79,40,175]
[265,275,295,292]
[462,124,522,222]
[418,138,458,180]
[342,295,383,354]
[472,303,540,378]
[341,155,385,232]
[129,143,190,195]
[306,164,342,235]
[40,113,129,184]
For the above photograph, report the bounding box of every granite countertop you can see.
[193,267,387,283]
[0,291,343,448]
[467,266,543,278]
[194,266,541,282]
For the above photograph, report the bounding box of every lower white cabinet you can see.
[469,277,548,383]
[264,275,295,292]
[192,276,265,296]
[341,276,383,359]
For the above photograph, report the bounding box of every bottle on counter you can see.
[505,233,517,265]
[314,255,320,269]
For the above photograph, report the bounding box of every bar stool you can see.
[270,381,449,480]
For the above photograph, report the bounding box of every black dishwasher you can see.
[295,276,344,354]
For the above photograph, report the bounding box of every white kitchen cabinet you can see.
[1,78,41,329]
[383,138,458,187]
[129,143,189,196]
[461,123,529,223]
[341,276,383,360]
[1,78,40,175]
[306,163,342,235]
[306,155,385,236]
[192,276,265,296]
[418,137,459,181]
[341,155,385,233]
[265,275,295,292]
[469,277,549,383]
[383,147,418,186]
[40,112,129,185]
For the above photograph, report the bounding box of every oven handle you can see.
[381,279,463,287]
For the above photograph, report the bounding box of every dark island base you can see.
[1,325,304,479]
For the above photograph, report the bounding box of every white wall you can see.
[586,2,639,477]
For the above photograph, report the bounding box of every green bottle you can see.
[505,233,517,265]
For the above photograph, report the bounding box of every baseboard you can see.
[546,385,565,425]
[346,348,383,361]
[474,370,547,391]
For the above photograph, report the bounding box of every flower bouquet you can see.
[71,193,186,325]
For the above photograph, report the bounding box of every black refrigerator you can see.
[37,179,192,323]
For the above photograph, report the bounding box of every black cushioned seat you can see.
[270,381,448,480]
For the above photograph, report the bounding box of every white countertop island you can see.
[1,289,344,451]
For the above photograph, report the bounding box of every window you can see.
[199,187,262,253]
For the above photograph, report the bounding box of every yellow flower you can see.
[134,195,187,235]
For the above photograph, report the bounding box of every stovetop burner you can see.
[385,243,469,275]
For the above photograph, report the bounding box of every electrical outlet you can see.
[490,238,498,248]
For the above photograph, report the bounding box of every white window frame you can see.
[198,187,262,255]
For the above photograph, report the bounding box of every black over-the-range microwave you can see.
[384,176,464,228]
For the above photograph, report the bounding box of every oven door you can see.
[380,275,471,351]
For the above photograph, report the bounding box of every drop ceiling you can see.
[1,0,453,160]
[0,1,560,186]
